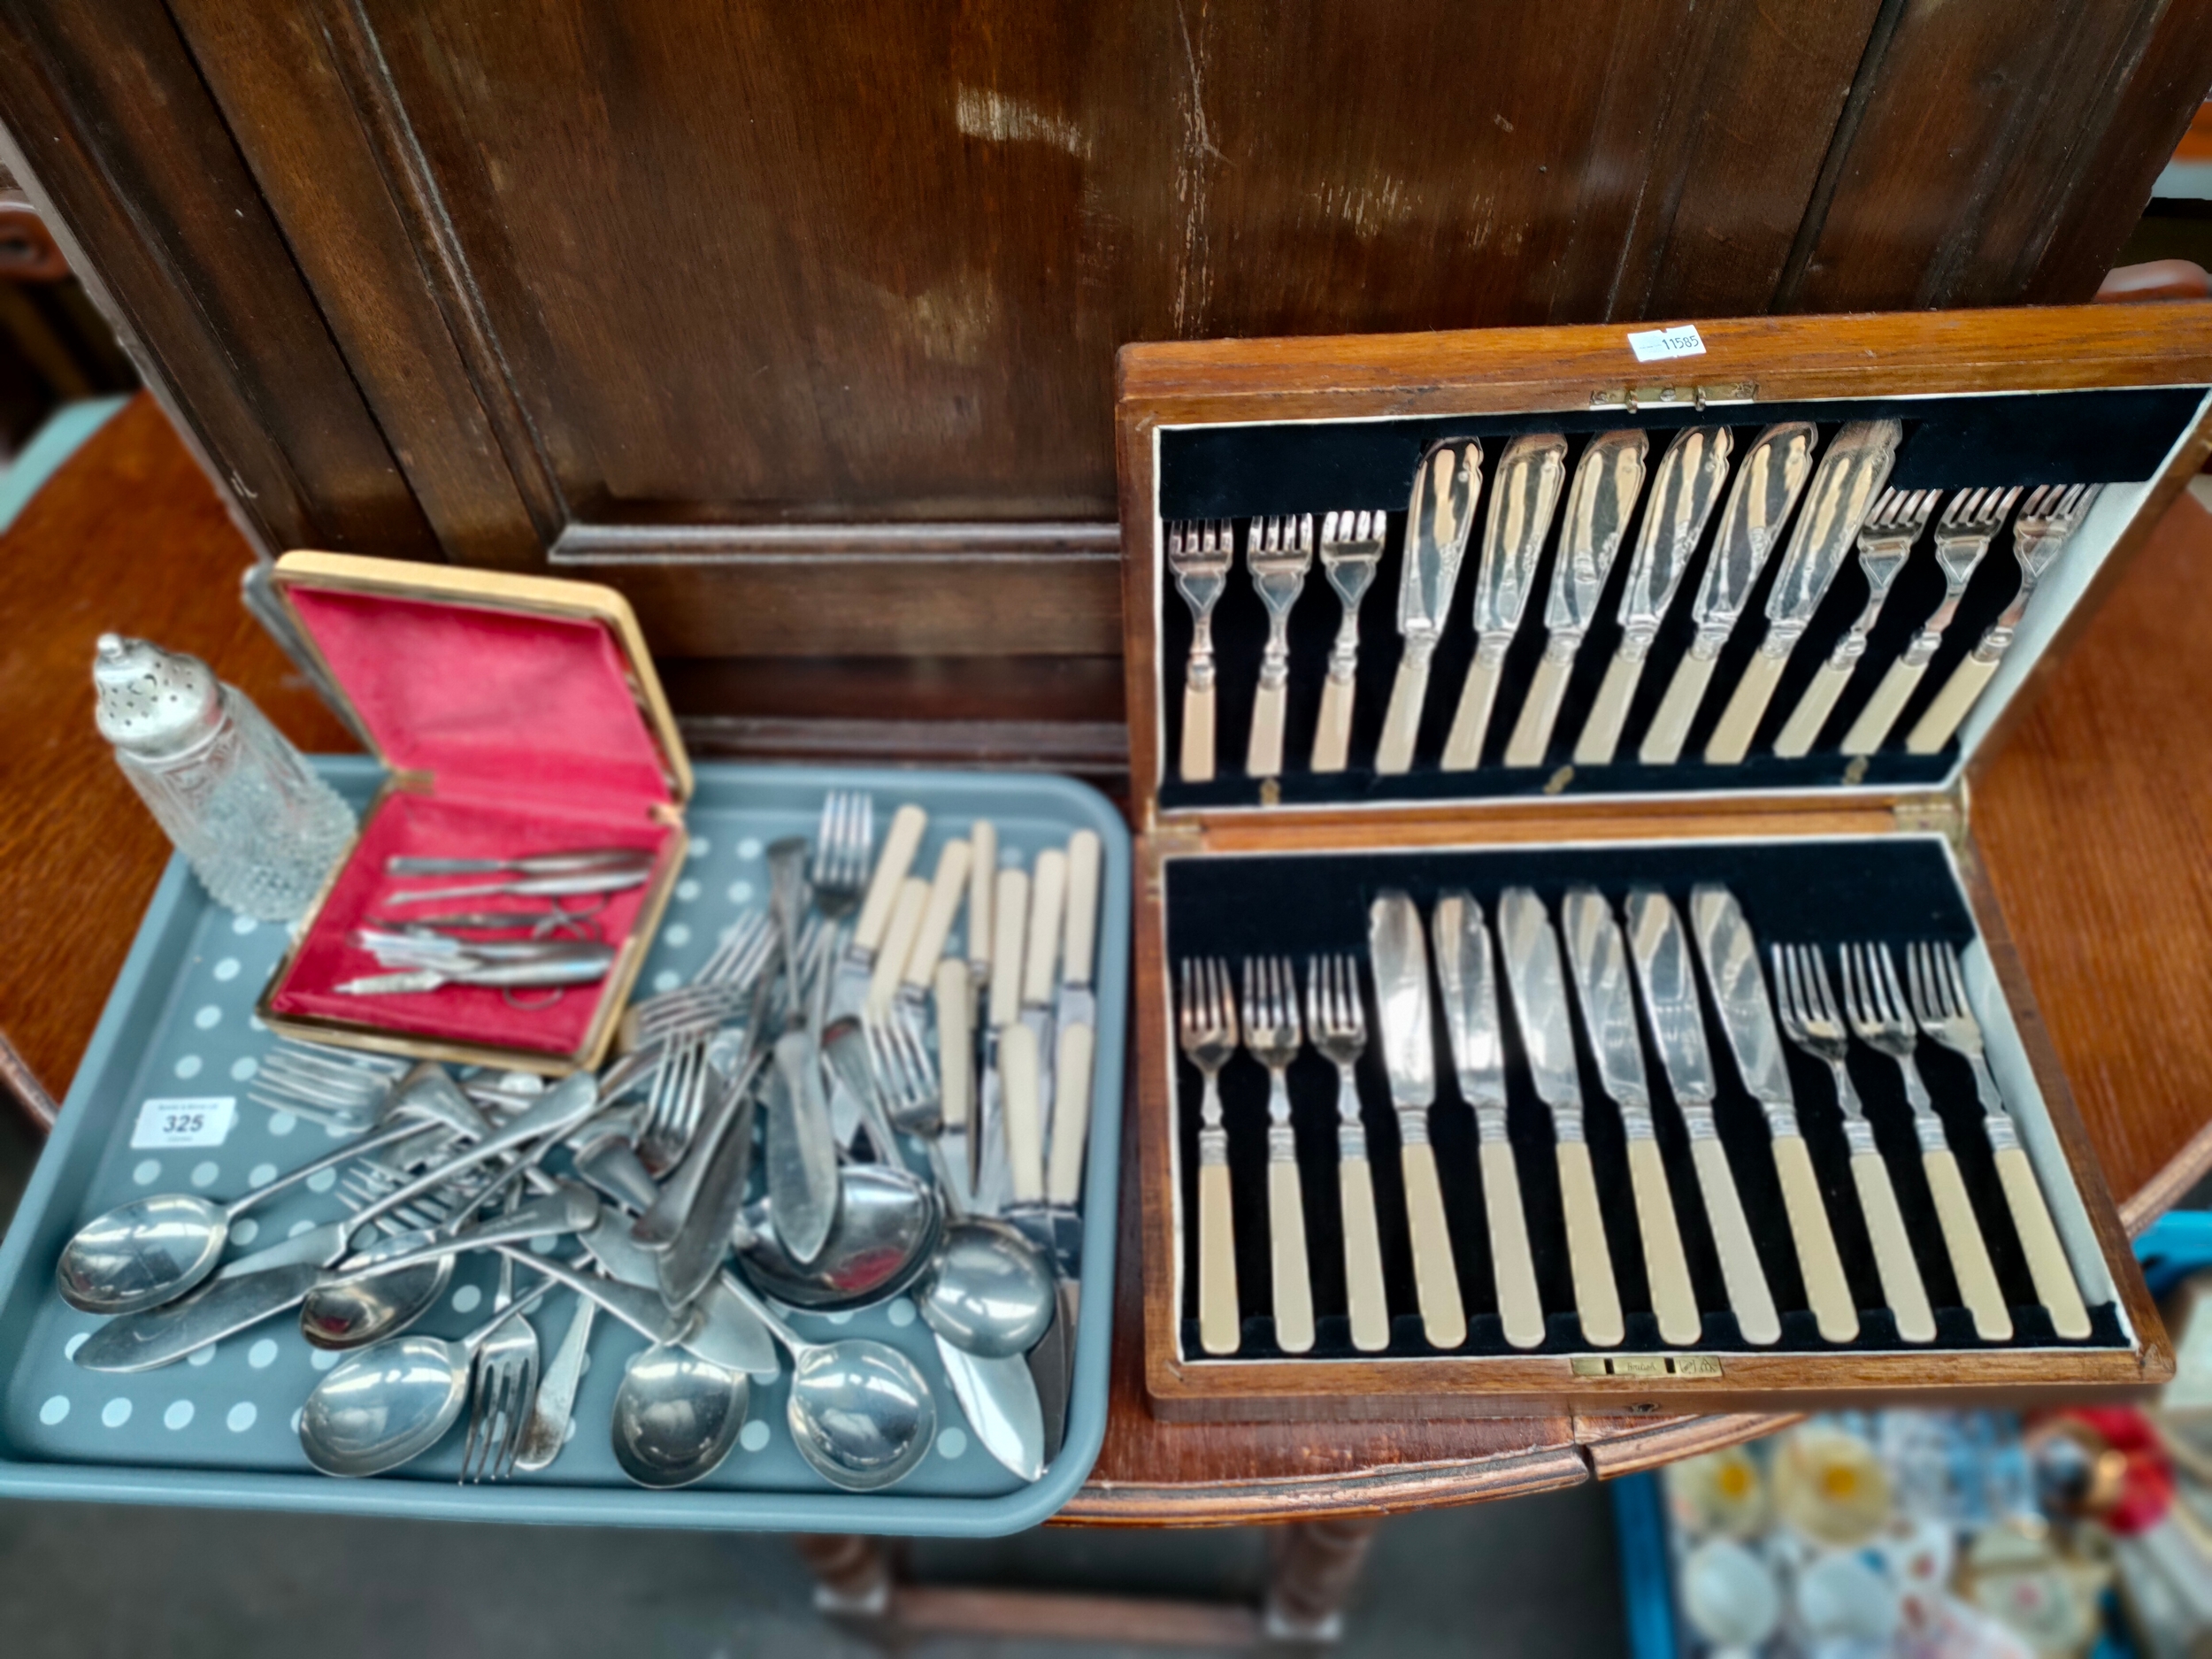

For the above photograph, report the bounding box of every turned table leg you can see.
[1262,1516,1383,1647]
[795,1532,895,1643]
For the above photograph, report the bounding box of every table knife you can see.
[1432,891,1545,1349]
[936,956,974,1210]
[1705,419,1900,764]
[1496,887,1624,1348]
[1047,831,1103,1240]
[1368,891,1467,1348]
[1441,432,1569,771]
[1624,887,1779,1345]
[1690,884,1858,1342]
[1376,440,1484,774]
[975,864,1029,1216]
[1004,849,1066,1216]
[1573,426,1733,766]
[1640,423,1817,764]
[1503,430,1648,768]
[1563,887,1701,1347]
[967,818,998,1194]
[867,876,930,1014]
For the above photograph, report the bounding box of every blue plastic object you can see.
[2136,1210,2212,1300]
[0,758,1128,1536]
[1610,1471,1679,1659]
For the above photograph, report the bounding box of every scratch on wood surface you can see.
[953,87,1092,158]
[1311,173,1412,241]
[1171,0,1219,334]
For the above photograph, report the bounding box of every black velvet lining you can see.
[1152,389,2207,810]
[1164,837,2124,1362]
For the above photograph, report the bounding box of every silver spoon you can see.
[610,1339,749,1489]
[56,1064,490,1315]
[734,1162,940,1310]
[720,1273,936,1491]
[915,1215,1055,1358]
[298,1279,557,1477]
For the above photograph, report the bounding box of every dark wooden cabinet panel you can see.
[5,1,2208,675]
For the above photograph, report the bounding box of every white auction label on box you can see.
[130,1096,237,1149]
[1626,323,1706,364]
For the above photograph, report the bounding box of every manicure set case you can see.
[255,551,695,1075]
[1118,303,2211,1423]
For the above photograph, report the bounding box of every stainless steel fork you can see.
[249,1040,410,1129]
[1841,485,2023,755]
[1167,520,1234,783]
[1839,941,2010,1340]
[461,1206,540,1482]
[1907,941,2091,1339]
[1771,944,1933,1341]
[1240,956,1312,1354]
[1244,514,1315,780]
[1773,488,1941,757]
[1305,954,1387,1351]
[1311,511,1386,772]
[1178,957,1240,1355]
[1907,483,2102,754]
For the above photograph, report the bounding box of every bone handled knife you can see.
[1441,432,1569,771]
[1497,887,1624,1348]
[1047,830,1103,1216]
[1705,419,1901,764]
[1691,884,1858,1343]
[1624,887,1779,1346]
[1432,890,1545,1350]
[868,876,930,1013]
[1572,426,1733,767]
[1368,891,1467,1348]
[975,864,1029,1215]
[1504,430,1648,768]
[1008,849,1067,1204]
[899,838,972,1004]
[1563,887,1701,1347]
[1640,423,1817,764]
[964,818,997,1187]
[1376,441,1484,774]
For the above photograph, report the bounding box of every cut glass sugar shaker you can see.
[93,633,354,921]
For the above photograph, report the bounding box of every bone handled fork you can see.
[1245,514,1314,780]
[1908,941,2092,1340]
[1239,956,1314,1353]
[1179,957,1241,1355]
[1839,941,2011,1341]
[1306,954,1389,1352]
[1310,511,1386,773]
[1772,488,1940,758]
[1771,945,1934,1343]
[1907,484,2101,756]
[1839,487,2020,755]
[1168,519,1235,783]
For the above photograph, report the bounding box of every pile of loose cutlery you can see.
[56,792,1102,1493]
[1178,883,2094,1358]
[1165,424,2102,784]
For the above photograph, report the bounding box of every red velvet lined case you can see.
[257,553,691,1073]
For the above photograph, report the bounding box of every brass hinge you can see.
[1590,380,1755,412]
[1142,817,1207,900]
[1893,783,1969,849]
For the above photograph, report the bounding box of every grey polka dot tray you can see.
[0,759,1128,1536]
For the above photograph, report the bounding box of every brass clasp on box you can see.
[1571,1353,1724,1378]
[1590,381,1756,412]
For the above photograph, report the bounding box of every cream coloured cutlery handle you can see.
[1690,1135,1779,1346]
[1994,1144,2091,1339]
[1440,649,1504,771]
[1705,647,1786,764]
[902,840,972,991]
[855,804,927,956]
[1340,1156,1391,1352]
[1557,1140,1624,1347]
[1247,680,1288,780]
[1311,672,1355,773]
[1268,1158,1315,1353]
[989,868,1027,1029]
[1773,1133,1858,1342]
[1850,1150,1934,1343]
[868,878,928,1011]
[1198,1145,1240,1356]
[1627,1138,1701,1347]
[1001,1021,1044,1204]
[1773,658,1852,758]
[1840,657,1924,756]
[1481,1137,1546,1349]
[1047,1021,1093,1206]
[1924,1148,2011,1340]
[936,958,972,1132]
[1572,649,1645,767]
[1400,1136,1466,1348]
[1504,649,1574,768]
[1375,645,1432,774]
[1905,654,1998,755]
[1180,679,1217,783]
[1640,649,1717,764]
[1022,850,1067,1009]
[967,818,996,972]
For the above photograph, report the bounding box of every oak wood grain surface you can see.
[2,398,2208,1523]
